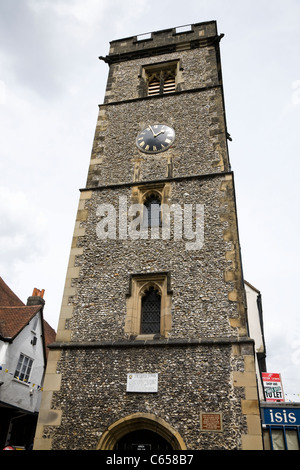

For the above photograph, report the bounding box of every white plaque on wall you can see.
[126,373,158,393]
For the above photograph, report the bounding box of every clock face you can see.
[136,124,175,154]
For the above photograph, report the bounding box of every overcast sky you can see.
[0,0,299,401]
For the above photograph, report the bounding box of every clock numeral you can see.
[153,146,157,152]
[139,141,145,147]
[165,138,171,144]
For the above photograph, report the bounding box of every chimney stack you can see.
[27,288,45,310]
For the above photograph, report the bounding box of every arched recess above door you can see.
[96,412,186,450]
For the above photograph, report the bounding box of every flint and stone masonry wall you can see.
[43,344,251,450]
[66,176,244,342]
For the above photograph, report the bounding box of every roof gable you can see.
[0,305,41,339]
[0,278,56,350]
[43,320,56,355]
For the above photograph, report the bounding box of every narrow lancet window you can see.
[143,194,161,228]
[141,286,161,334]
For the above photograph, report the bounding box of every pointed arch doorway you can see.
[96,413,186,450]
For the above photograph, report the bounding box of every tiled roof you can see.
[0,278,56,352]
[0,305,41,339]
[43,319,57,354]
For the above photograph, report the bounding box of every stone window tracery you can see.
[125,273,172,339]
[139,60,182,98]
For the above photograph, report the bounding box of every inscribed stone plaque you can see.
[200,412,223,432]
[126,373,158,393]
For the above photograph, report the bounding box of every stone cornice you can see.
[49,336,254,350]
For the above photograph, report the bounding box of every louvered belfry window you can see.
[163,72,176,93]
[141,286,161,334]
[147,69,176,96]
[148,77,160,96]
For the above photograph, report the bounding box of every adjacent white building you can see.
[244,280,267,401]
[0,278,56,449]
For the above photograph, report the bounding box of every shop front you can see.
[261,403,300,450]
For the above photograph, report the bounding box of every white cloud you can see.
[0,186,47,261]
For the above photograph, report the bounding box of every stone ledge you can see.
[98,84,222,107]
[80,170,233,193]
[48,336,254,350]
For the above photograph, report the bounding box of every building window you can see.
[141,286,161,334]
[131,184,169,231]
[148,76,160,96]
[31,314,38,332]
[143,194,161,228]
[148,69,176,96]
[14,354,33,383]
[125,273,172,338]
[264,427,300,450]
[140,61,182,98]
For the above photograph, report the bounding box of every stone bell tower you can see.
[34,21,263,451]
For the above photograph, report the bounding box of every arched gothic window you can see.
[141,286,161,334]
[124,272,172,338]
